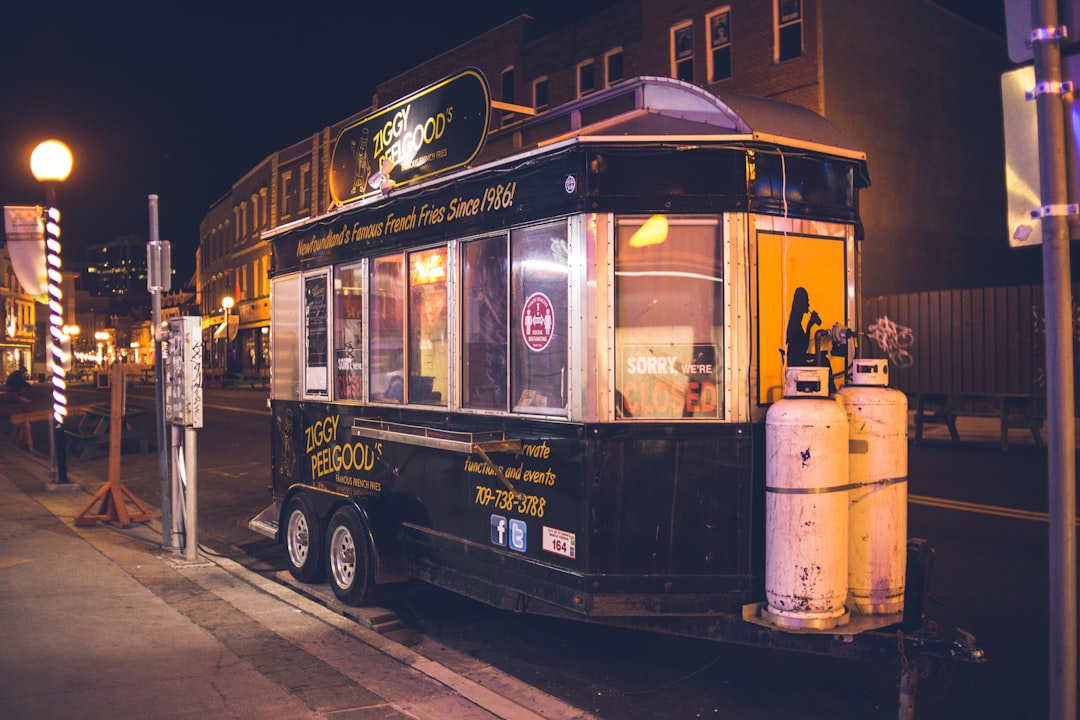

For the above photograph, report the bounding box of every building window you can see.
[776,0,802,62]
[280,169,293,221]
[707,8,731,81]
[605,47,624,87]
[670,20,694,83]
[533,76,549,111]
[501,66,516,126]
[577,60,596,97]
[299,162,311,214]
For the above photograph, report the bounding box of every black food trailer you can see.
[249,72,982,715]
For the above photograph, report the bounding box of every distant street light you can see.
[31,139,72,486]
[95,330,109,366]
[222,295,234,370]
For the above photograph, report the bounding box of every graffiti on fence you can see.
[866,316,914,368]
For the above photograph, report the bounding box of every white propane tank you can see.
[764,366,850,630]
[837,358,908,616]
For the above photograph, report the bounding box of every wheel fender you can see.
[346,495,410,585]
[278,485,337,539]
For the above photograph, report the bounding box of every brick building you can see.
[199,0,1020,374]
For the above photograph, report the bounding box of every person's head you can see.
[790,287,809,315]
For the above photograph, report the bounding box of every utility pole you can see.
[147,196,173,551]
[1029,1,1078,718]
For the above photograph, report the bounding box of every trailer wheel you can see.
[326,505,374,606]
[284,494,324,582]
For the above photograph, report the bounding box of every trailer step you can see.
[248,502,279,539]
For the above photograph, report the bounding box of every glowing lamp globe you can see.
[30,140,73,183]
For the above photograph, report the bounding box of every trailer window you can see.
[303,273,330,397]
[408,247,448,405]
[370,254,405,402]
[461,235,508,410]
[510,222,568,415]
[614,216,723,419]
[334,262,364,401]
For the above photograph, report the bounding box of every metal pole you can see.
[44,186,69,485]
[1030,1,1077,718]
[170,423,184,550]
[184,427,197,561]
[148,195,172,550]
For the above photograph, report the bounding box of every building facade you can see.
[0,245,38,382]
[198,0,1022,375]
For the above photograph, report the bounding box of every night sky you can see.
[0,2,623,283]
[0,2,1001,284]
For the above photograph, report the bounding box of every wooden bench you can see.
[914,392,1044,450]
[10,405,93,452]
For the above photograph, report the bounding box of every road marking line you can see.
[910,493,1079,525]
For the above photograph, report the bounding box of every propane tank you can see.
[837,358,908,616]
[764,366,850,630]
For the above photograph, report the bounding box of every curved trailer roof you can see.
[479,75,868,184]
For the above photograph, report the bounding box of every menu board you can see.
[305,275,328,393]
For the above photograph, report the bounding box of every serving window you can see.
[334,262,364,401]
[408,247,448,405]
[614,216,724,419]
[461,235,509,410]
[510,222,569,415]
[369,254,406,402]
[459,220,569,416]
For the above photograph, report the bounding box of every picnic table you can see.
[65,403,151,461]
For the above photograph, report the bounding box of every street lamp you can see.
[95,330,109,367]
[31,139,72,486]
[62,324,80,374]
[221,295,234,370]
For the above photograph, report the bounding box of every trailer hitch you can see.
[902,626,985,664]
[896,627,984,720]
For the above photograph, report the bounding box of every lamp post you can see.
[31,139,73,486]
[62,324,80,375]
[221,295,234,371]
[95,330,109,367]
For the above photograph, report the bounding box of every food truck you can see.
[249,71,982,711]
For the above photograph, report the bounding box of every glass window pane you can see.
[304,274,329,395]
[510,222,568,415]
[334,262,364,401]
[370,255,405,402]
[407,247,448,405]
[462,236,508,410]
[614,216,724,419]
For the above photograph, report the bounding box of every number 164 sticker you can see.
[542,526,576,559]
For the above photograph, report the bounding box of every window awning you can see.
[213,316,238,340]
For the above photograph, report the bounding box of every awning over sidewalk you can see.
[213,316,238,341]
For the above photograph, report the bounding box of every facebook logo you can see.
[490,515,507,546]
[509,519,527,553]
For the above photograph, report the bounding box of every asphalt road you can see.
[15,383,1073,719]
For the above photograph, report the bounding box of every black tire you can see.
[326,505,375,606]
[284,494,324,582]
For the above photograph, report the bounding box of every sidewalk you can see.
[0,446,593,720]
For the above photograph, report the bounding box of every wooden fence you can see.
[862,285,1072,401]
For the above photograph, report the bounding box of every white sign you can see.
[3,205,47,301]
[165,316,204,428]
[1001,56,1080,247]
